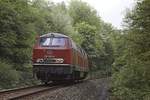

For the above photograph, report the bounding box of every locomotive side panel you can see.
[69,39,89,79]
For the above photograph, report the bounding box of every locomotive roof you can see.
[40,33,68,38]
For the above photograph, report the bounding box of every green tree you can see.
[112,0,150,99]
[69,0,101,30]
[0,0,37,88]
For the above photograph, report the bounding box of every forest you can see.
[0,0,149,99]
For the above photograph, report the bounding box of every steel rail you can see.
[9,85,62,100]
[0,84,43,94]
[0,84,53,100]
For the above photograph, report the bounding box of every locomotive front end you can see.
[32,33,72,83]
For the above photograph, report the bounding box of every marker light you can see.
[36,58,44,63]
[56,58,64,63]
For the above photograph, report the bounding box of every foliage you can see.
[68,0,101,30]
[111,0,150,99]
[0,60,20,89]
[0,0,38,88]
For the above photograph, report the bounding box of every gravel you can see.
[37,78,109,100]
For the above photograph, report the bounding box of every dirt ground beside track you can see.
[38,78,110,100]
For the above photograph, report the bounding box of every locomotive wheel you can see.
[44,82,48,85]
[83,72,88,79]
[73,71,78,80]
[42,80,49,85]
[74,71,88,80]
[52,80,63,84]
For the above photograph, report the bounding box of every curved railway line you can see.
[0,79,95,100]
[0,83,69,100]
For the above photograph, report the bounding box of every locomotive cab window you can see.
[40,37,66,47]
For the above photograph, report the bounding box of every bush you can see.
[111,59,150,100]
[0,60,20,89]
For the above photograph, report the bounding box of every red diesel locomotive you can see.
[32,33,89,83]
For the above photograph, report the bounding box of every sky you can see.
[52,0,135,29]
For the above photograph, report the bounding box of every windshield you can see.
[40,37,66,47]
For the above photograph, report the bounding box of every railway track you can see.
[0,79,95,100]
[0,83,66,100]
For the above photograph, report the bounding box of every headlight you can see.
[55,58,64,63]
[36,58,44,63]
